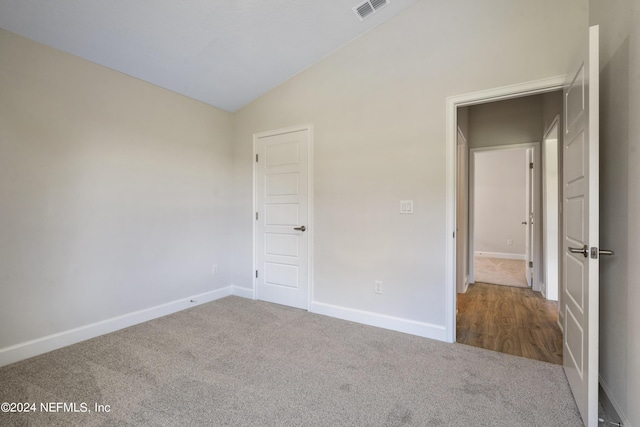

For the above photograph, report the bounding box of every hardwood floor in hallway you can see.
[456,282,563,365]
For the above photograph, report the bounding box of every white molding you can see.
[252,123,314,310]
[0,286,234,368]
[447,75,567,108]
[445,75,567,343]
[474,251,526,260]
[231,285,254,299]
[310,301,447,342]
[468,143,540,287]
[461,275,469,293]
[469,142,540,153]
[543,114,561,141]
[456,126,468,146]
[599,376,632,427]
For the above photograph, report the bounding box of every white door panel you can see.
[562,25,599,427]
[265,204,299,226]
[255,128,310,309]
[265,173,300,196]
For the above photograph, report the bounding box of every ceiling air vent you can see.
[353,0,390,21]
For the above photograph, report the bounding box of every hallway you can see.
[456,282,562,364]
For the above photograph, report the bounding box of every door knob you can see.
[591,247,614,258]
[293,226,306,232]
[569,245,589,258]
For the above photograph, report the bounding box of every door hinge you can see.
[528,261,533,268]
[256,270,258,278]
[256,154,259,162]
[256,212,258,220]
[453,231,455,238]
[529,162,534,169]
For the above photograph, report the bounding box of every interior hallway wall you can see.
[468,95,543,149]
[473,149,527,257]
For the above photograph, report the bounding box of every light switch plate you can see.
[400,200,414,214]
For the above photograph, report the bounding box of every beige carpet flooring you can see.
[474,256,529,288]
[0,297,582,426]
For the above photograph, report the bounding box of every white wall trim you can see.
[462,275,469,294]
[0,286,235,368]
[599,376,632,427]
[468,143,540,288]
[457,126,468,146]
[445,75,566,343]
[542,115,561,302]
[474,251,526,260]
[310,301,447,342]
[231,285,254,299]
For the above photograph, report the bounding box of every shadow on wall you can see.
[599,36,629,422]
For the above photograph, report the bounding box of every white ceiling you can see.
[0,0,419,111]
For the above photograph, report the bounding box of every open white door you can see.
[562,25,599,427]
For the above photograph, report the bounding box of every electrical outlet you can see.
[374,280,382,294]
[212,264,218,275]
[507,239,513,246]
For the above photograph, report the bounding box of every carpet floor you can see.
[474,257,529,288]
[0,297,582,426]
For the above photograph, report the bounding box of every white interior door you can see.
[255,128,310,310]
[525,148,534,286]
[562,25,599,427]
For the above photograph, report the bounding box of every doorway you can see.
[450,89,564,364]
[469,145,536,289]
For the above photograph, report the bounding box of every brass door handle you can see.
[293,226,306,232]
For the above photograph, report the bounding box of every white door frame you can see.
[468,143,540,288]
[542,115,561,301]
[252,123,314,309]
[445,76,565,343]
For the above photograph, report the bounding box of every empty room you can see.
[1,1,638,426]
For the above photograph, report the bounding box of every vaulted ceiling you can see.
[0,0,420,111]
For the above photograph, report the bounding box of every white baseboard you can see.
[474,251,526,261]
[599,376,632,427]
[0,286,235,368]
[230,285,254,299]
[310,301,447,342]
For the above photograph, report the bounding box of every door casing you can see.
[445,76,566,343]
[468,143,540,288]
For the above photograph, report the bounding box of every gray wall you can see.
[0,29,234,350]
[590,0,640,425]
[468,95,543,148]
[232,0,585,334]
[473,149,528,256]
